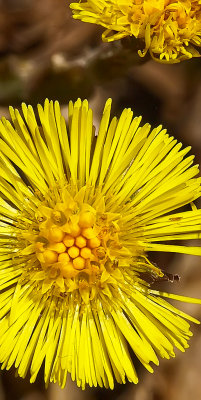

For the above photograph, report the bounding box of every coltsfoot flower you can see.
[70,0,201,63]
[0,98,201,389]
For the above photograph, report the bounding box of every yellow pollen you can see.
[49,227,65,242]
[73,256,85,270]
[80,247,92,259]
[63,234,75,247]
[68,246,80,259]
[48,242,66,253]
[43,249,58,264]
[88,237,101,248]
[58,252,70,263]
[79,211,96,228]
[75,235,87,248]
[69,223,81,237]
[82,227,96,239]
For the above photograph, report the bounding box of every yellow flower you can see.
[70,0,201,63]
[0,98,201,389]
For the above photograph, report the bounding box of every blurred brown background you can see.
[0,0,201,399]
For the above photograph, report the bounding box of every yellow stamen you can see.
[49,227,65,242]
[82,227,96,239]
[58,252,70,263]
[63,234,75,247]
[35,242,45,252]
[88,237,101,248]
[75,235,87,248]
[68,246,80,259]
[80,247,92,259]
[79,211,96,228]
[73,256,85,270]
[43,249,58,264]
[62,261,77,278]
[69,223,81,237]
[48,242,66,253]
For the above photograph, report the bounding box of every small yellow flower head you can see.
[70,0,201,63]
[0,98,201,389]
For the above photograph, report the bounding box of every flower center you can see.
[35,209,103,278]
[19,186,132,302]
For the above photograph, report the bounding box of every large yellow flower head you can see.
[0,98,201,389]
[70,0,201,63]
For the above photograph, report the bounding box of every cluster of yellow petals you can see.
[1,98,201,389]
[70,0,201,62]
